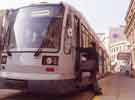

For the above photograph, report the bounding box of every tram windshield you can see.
[9,5,64,51]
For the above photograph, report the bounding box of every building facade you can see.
[125,0,135,68]
[97,33,109,54]
[97,33,111,72]
[110,41,130,72]
[109,26,130,72]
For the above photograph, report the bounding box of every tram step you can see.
[77,78,94,87]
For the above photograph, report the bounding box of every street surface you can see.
[0,90,94,100]
[94,73,135,100]
[0,79,95,100]
[0,74,135,100]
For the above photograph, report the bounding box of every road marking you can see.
[93,96,100,100]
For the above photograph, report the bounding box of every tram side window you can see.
[64,13,72,54]
[44,6,65,49]
[80,25,84,48]
[74,16,78,37]
[9,29,16,49]
[80,24,91,48]
[45,17,63,49]
[73,16,81,48]
[2,10,18,50]
[2,17,16,49]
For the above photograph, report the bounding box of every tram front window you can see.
[9,5,64,51]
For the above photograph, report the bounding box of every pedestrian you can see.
[89,42,102,95]
[80,42,102,95]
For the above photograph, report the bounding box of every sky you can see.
[0,0,130,33]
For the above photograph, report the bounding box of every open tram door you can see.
[74,16,97,84]
[76,47,98,82]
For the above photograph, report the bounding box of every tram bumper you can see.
[0,72,76,94]
[0,72,74,80]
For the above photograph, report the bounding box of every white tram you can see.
[0,2,109,93]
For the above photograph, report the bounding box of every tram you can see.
[0,2,109,93]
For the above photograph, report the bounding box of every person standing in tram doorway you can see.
[90,42,103,95]
[80,42,103,95]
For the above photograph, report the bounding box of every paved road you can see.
[0,79,95,100]
[94,73,135,100]
[0,89,94,100]
[1,73,135,100]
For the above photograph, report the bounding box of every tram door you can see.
[73,15,80,77]
[98,48,103,74]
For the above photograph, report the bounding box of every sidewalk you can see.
[93,73,135,100]
[97,72,113,80]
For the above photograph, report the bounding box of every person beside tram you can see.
[80,42,103,95]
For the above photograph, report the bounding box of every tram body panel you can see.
[0,49,76,80]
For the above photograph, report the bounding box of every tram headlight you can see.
[42,56,58,65]
[46,57,52,65]
[1,55,7,64]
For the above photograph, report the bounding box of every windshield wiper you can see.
[34,48,42,57]
[34,39,45,57]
